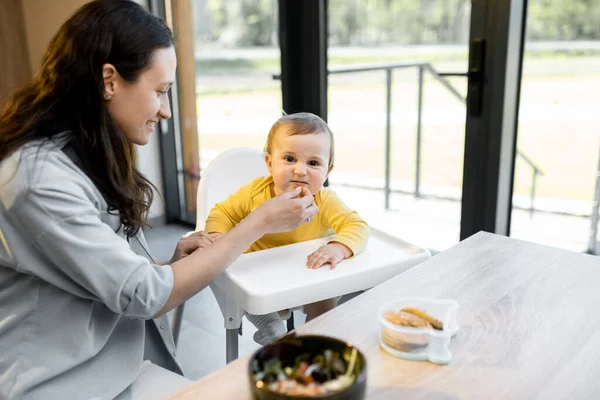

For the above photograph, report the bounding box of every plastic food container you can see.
[378,297,459,365]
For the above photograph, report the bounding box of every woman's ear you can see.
[102,63,118,100]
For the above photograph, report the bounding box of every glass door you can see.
[508,0,600,253]
[325,0,491,252]
[192,1,282,174]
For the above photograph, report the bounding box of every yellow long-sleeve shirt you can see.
[205,176,369,255]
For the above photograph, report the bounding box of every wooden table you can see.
[167,232,600,399]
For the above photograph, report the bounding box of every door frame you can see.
[460,0,528,239]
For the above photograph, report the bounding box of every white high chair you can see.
[172,147,432,364]
[171,147,270,346]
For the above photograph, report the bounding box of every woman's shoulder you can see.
[0,133,95,201]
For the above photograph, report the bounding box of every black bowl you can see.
[248,334,367,400]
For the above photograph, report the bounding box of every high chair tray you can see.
[213,228,431,315]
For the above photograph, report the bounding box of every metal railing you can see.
[273,60,544,211]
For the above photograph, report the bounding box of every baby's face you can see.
[265,130,331,197]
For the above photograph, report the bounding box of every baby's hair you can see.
[264,112,335,171]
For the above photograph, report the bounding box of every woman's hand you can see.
[251,187,318,234]
[306,242,352,270]
[167,231,215,264]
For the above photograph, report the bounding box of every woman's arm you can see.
[153,186,317,317]
[9,157,315,320]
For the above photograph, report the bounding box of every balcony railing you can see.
[273,60,544,212]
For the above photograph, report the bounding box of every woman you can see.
[0,1,317,399]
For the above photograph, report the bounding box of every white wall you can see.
[131,0,166,220]
[20,0,166,219]
[20,0,90,70]
[137,134,165,219]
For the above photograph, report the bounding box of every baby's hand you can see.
[306,242,352,270]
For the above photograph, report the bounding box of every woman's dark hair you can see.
[0,0,174,237]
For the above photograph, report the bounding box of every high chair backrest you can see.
[195,147,269,231]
